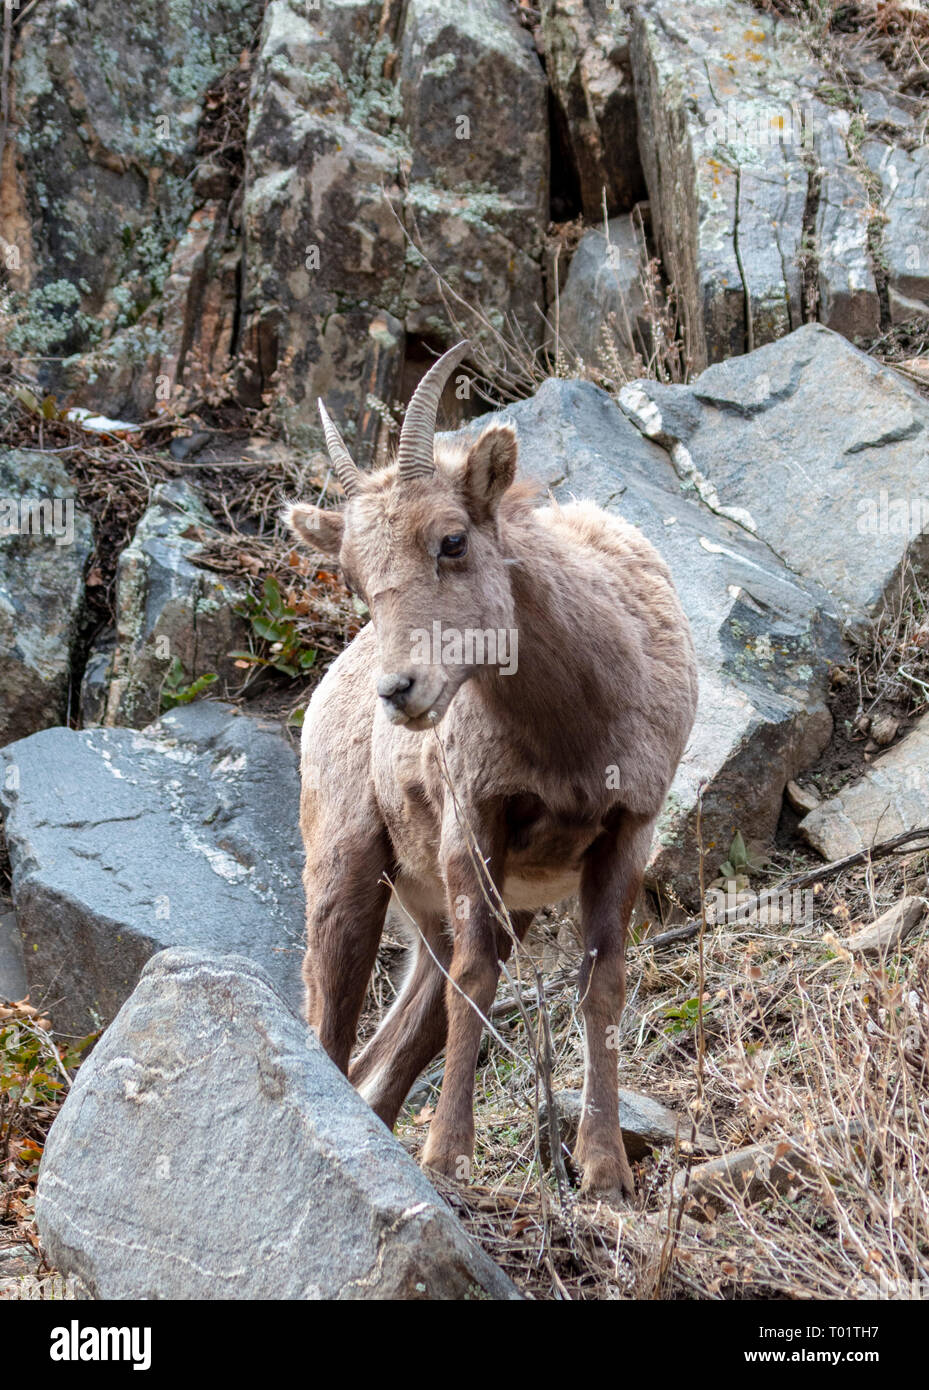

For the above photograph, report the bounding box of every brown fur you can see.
[286,422,698,1198]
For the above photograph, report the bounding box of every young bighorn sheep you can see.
[286,342,698,1198]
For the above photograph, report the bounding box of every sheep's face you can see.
[287,424,519,731]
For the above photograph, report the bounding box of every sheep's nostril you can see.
[377,672,414,705]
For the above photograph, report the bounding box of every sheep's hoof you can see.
[421,1136,474,1184]
[577,1149,635,1205]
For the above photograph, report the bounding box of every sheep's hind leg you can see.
[350,909,451,1129]
[302,816,392,1076]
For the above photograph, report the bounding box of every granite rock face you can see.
[0,703,306,1034]
[6,0,265,413]
[539,0,644,218]
[36,949,518,1299]
[629,0,881,369]
[239,0,547,447]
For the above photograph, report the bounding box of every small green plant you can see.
[232,576,317,678]
[160,657,218,711]
[713,830,767,891]
[662,997,702,1035]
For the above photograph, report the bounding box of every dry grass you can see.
[381,846,929,1300]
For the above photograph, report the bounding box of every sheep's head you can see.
[285,342,520,731]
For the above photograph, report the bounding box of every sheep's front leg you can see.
[575,808,655,1201]
[421,810,511,1182]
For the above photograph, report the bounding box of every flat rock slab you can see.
[0,449,93,746]
[620,324,929,628]
[444,377,843,895]
[800,712,929,861]
[36,950,518,1299]
[0,702,305,1035]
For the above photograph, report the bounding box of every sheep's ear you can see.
[460,423,518,520]
[282,503,344,555]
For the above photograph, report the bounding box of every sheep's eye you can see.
[439,532,468,558]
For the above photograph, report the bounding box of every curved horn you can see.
[318,399,361,498]
[396,339,472,481]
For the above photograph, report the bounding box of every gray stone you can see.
[619,324,929,628]
[0,702,306,1035]
[555,214,648,371]
[78,632,115,727]
[0,911,27,1003]
[443,375,844,895]
[629,0,879,369]
[541,1087,720,1165]
[800,712,929,861]
[399,0,548,229]
[36,949,518,1299]
[538,0,644,218]
[104,481,247,728]
[864,139,929,322]
[0,449,93,746]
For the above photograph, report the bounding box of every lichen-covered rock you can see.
[619,323,929,629]
[0,449,92,746]
[240,0,547,445]
[6,0,265,408]
[443,376,844,896]
[539,0,644,218]
[629,0,880,368]
[36,949,518,1299]
[800,713,929,862]
[555,213,648,371]
[104,481,247,728]
[0,702,306,1035]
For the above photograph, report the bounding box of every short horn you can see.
[397,339,471,481]
[318,399,361,498]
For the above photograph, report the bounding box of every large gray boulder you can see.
[0,702,305,1034]
[629,0,883,368]
[36,949,518,1299]
[619,323,929,629]
[0,449,93,746]
[443,375,844,895]
[103,481,247,728]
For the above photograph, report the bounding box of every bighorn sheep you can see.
[285,342,698,1198]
